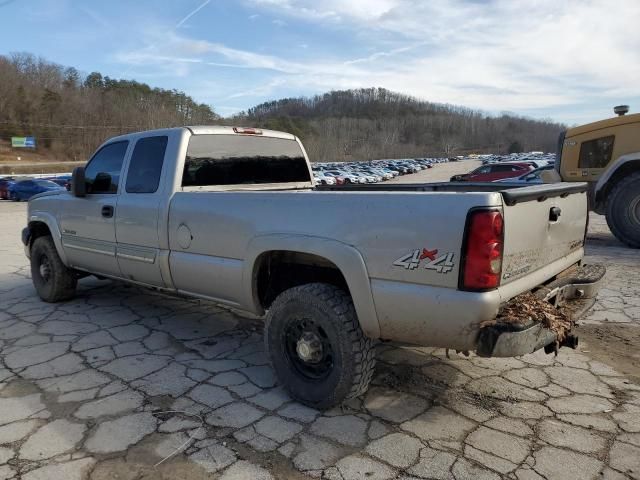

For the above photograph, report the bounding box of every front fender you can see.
[242,234,381,339]
[27,211,68,265]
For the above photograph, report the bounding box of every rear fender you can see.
[243,234,381,338]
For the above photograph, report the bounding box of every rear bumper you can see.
[476,263,606,357]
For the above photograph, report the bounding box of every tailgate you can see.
[500,183,588,285]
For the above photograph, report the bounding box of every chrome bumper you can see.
[476,263,606,357]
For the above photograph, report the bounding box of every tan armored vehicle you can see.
[556,105,640,247]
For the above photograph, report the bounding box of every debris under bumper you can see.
[476,264,606,357]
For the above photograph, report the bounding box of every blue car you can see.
[9,179,65,201]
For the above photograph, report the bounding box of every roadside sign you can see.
[11,137,36,148]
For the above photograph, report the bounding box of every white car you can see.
[313,173,336,185]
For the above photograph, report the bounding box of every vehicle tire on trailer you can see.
[30,235,77,302]
[605,171,640,248]
[264,282,376,409]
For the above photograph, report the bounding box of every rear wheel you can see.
[30,236,77,302]
[264,283,376,409]
[605,171,640,248]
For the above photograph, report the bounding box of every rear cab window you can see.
[126,136,168,193]
[182,134,311,188]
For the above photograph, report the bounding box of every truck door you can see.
[59,141,129,277]
[115,135,168,287]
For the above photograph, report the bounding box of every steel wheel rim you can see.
[283,316,334,380]
[39,255,51,282]
[631,195,640,225]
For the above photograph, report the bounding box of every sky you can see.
[0,0,638,124]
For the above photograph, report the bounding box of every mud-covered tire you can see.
[264,283,376,409]
[605,171,640,248]
[30,235,77,302]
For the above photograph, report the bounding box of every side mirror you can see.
[71,167,86,197]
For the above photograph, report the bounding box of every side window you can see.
[475,166,491,174]
[126,136,168,193]
[85,141,128,194]
[579,136,615,168]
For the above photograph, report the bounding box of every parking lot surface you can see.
[1,197,639,480]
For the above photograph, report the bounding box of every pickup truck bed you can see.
[22,126,604,408]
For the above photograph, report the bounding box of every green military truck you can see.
[556,105,640,248]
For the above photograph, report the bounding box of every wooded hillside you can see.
[0,53,218,161]
[0,53,565,163]
[235,88,565,162]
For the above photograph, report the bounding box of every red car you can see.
[451,162,534,182]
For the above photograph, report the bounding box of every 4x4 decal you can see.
[393,248,455,273]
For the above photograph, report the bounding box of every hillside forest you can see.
[0,53,565,163]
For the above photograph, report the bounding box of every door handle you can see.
[101,205,114,218]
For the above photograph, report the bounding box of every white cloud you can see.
[239,0,640,117]
[112,0,639,121]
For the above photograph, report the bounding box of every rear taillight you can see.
[461,210,504,290]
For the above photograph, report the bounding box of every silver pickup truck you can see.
[22,126,605,408]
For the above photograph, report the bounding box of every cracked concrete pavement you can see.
[0,201,639,480]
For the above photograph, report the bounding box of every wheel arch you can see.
[593,153,640,213]
[243,234,381,339]
[27,212,68,264]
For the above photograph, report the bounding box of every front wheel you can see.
[264,283,376,409]
[605,171,640,248]
[30,236,77,302]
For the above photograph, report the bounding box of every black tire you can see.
[30,236,77,302]
[605,171,640,248]
[264,283,376,409]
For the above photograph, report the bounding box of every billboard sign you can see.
[11,137,36,148]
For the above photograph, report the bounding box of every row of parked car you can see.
[478,152,556,165]
[312,157,448,185]
[0,175,70,201]
[0,152,555,201]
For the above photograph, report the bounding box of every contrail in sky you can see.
[175,0,212,28]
